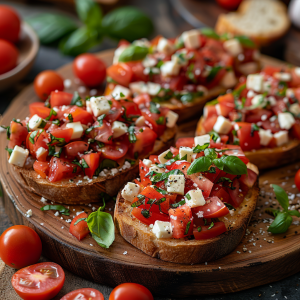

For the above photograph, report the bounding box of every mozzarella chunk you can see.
[238,62,259,75]
[213,116,232,134]
[171,52,188,66]
[267,96,277,106]
[194,134,210,146]
[274,131,289,146]
[147,82,161,96]
[113,45,128,64]
[89,96,111,117]
[289,103,300,116]
[246,162,259,175]
[157,37,174,55]
[258,129,273,146]
[278,112,295,130]
[129,81,148,94]
[181,29,201,49]
[219,70,237,88]
[135,116,145,127]
[142,56,156,68]
[36,147,47,159]
[165,110,178,128]
[223,39,242,57]
[160,60,180,77]
[167,174,185,195]
[112,121,128,138]
[185,189,205,208]
[142,159,152,167]
[274,72,291,82]
[152,220,172,239]
[158,150,171,164]
[66,122,84,140]
[121,182,141,202]
[295,67,300,77]
[112,85,131,100]
[262,81,272,93]
[179,147,193,162]
[8,145,29,167]
[246,74,263,92]
[28,114,43,131]
[149,164,164,173]
[251,94,266,108]
[286,88,295,98]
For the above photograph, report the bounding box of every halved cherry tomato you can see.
[8,121,28,149]
[107,63,133,87]
[49,91,73,107]
[82,153,101,178]
[69,212,89,240]
[0,225,42,269]
[169,204,193,238]
[64,141,89,160]
[131,207,170,225]
[48,157,81,182]
[101,142,128,160]
[0,39,18,75]
[33,161,50,179]
[109,283,153,300]
[88,121,113,144]
[226,178,244,207]
[193,221,227,240]
[66,106,93,125]
[236,122,260,151]
[12,262,65,300]
[62,288,104,300]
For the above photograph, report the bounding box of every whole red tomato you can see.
[0,5,21,43]
[216,0,243,10]
[73,53,106,87]
[0,39,18,75]
[0,225,42,269]
[295,169,300,191]
[109,283,154,300]
[34,70,64,101]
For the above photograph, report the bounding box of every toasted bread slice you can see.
[10,127,176,205]
[114,181,259,264]
[215,0,290,46]
[196,117,300,170]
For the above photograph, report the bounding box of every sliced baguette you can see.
[114,181,259,264]
[196,117,300,170]
[215,0,290,46]
[10,127,176,205]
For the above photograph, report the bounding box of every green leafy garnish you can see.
[234,36,255,48]
[40,205,70,215]
[128,125,137,143]
[45,108,57,121]
[118,45,149,62]
[201,28,219,40]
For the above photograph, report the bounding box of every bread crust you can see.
[10,127,176,205]
[196,117,300,170]
[114,182,259,264]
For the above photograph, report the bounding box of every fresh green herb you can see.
[184,221,191,235]
[45,108,57,121]
[5,147,13,156]
[234,36,255,48]
[193,143,209,153]
[149,102,160,114]
[277,81,288,97]
[47,134,66,147]
[81,158,89,169]
[52,119,60,126]
[106,77,118,84]
[197,226,202,232]
[204,148,218,160]
[125,159,136,166]
[224,203,236,211]
[187,63,196,82]
[134,152,139,159]
[153,186,167,195]
[119,45,149,62]
[156,60,164,68]
[156,116,165,125]
[75,0,102,29]
[53,147,63,158]
[208,222,214,230]
[94,159,119,176]
[213,155,247,175]
[209,131,220,142]
[209,167,216,173]
[71,91,83,107]
[164,151,173,160]
[108,135,113,141]
[187,156,212,175]
[141,209,150,218]
[250,123,260,136]
[29,130,39,144]
[97,114,106,127]
[40,205,70,216]
[150,169,184,183]
[128,125,137,143]
[171,200,186,208]
[72,166,77,173]
[175,36,184,49]
[207,66,223,82]
[201,28,219,40]
[1,125,11,140]
[122,106,140,122]
[67,114,73,123]
[131,194,145,207]
[185,193,191,200]
[74,217,86,225]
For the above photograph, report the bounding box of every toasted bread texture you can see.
[10,127,176,205]
[115,181,259,264]
[196,117,300,170]
[215,0,290,46]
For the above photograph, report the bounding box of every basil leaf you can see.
[232,83,246,99]
[193,143,209,153]
[97,114,106,127]
[204,148,217,160]
[197,226,202,232]
[1,125,10,140]
[75,0,102,29]
[185,193,191,200]
[81,158,89,169]
[220,155,247,175]
[201,28,219,40]
[118,45,149,62]
[187,156,212,175]
[212,158,224,170]
[5,147,13,156]
[26,13,78,44]
[67,114,73,123]
[235,35,255,48]
[86,207,115,248]
[47,134,66,147]
[224,202,235,211]
[209,131,220,142]
[156,116,165,125]
[151,169,184,183]
[125,158,136,166]
[40,205,70,216]
[102,7,154,42]
[128,126,137,143]
[95,159,119,176]
[208,222,214,230]
[164,151,173,160]
[29,130,39,144]
[272,184,289,213]
[52,119,60,126]
[288,210,300,217]
[207,66,223,82]
[184,221,191,235]
[74,217,87,226]
[268,212,293,234]
[171,200,186,208]
[153,186,167,195]
[150,102,160,114]
[71,91,83,107]
[45,108,57,121]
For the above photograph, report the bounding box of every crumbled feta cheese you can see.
[274,72,291,82]
[142,56,156,68]
[89,96,111,117]
[149,165,164,173]
[289,103,300,116]
[142,159,152,167]
[36,147,47,160]
[258,129,273,146]
[8,146,29,167]
[28,114,43,131]
[278,112,295,130]
[147,82,161,96]
[167,174,185,195]
[161,60,180,77]
[26,209,32,217]
[157,37,174,55]
[251,94,265,108]
[294,67,300,77]
[181,29,201,49]
[54,211,59,217]
[152,220,172,238]
[121,182,141,202]
[129,81,148,94]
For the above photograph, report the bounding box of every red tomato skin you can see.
[193,221,227,240]
[132,207,170,225]
[33,161,50,179]
[295,169,300,192]
[291,120,300,140]
[51,128,73,144]
[69,213,89,240]
[0,39,18,75]
[82,152,101,178]
[107,63,133,87]
[216,0,243,10]
[49,91,73,107]
[64,141,89,160]
[67,107,94,125]
[8,121,28,149]
[12,262,65,300]
[236,122,260,151]
[0,225,42,269]
[48,157,81,182]
[176,137,194,148]
[61,288,104,300]
[109,283,154,300]
[0,5,20,43]
[73,54,106,87]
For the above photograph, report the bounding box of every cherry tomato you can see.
[107,63,133,87]
[69,212,90,240]
[101,143,128,160]
[295,169,300,192]
[109,283,154,300]
[64,141,89,160]
[0,5,20,43]
[12,262,65,300]
[0,225,42,269]
[73,53,106,87]
[0,39,18,75]
[34,70,64,101]
[61,288,104,300]
[216,0,243,10]
[48,157,81,182]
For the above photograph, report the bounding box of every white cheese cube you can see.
[158,150,171,164]
[121,182,141,202]
[149,164,164,173]
[90,96,111,117]
[246,162,259,175]
[8,146,29,167]
[129,81,148,94]
[251,94,266,108]
[112,121,128,138]
[267,96,277,106]
[152,220,172,239]
[147,82,161,95]
[166,110,178,128]
[262,81,272,93]
[179,147,193,162]
[289,103,300,116]
[142,56,156,68]
[295,67,300,77]
[28,114,43,131]
[113,45,128,64]
[133,38,151,48]
[171,53,188,66]
[223,39,243,57]
[274,72,291,82]
[112,85,131,100]
[238,62,259,75]
[36,147,47,159]
[246,74,264,92]
[142,159,152,167]
[167,174,185,195]
[86,100,92,114]
[213,116,232,134]
[157,37,174,55]
[185,189,205,208]
[160,60,180,77]
[181,29,201,49]
[258,129,273,146]
[135,116,145,127]
[219,70,237,88]
[286,88,295,98]
[194,134,210,146]
[274,131,289,146]
[278,112,295,130]
[66,122,84,140]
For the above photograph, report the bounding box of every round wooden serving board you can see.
[1,50,300,297]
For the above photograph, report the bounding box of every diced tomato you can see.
[220,135,229,143]
[29,102,55,120]
[202,115,218,133]
[193,221,226,240]
[149,155,159,164]
[131,207,170,225]
[50,128,73,144]
[226,178,244,208]
[272,100,286,115]
[134,179,144,189]
[105,107,123,123]
[81,153,101,178]
[170,146,179,156]
[33,161,50,179]
[64,141,89,160]
[8,121,28,149]
[125,61,148,82]
[107,63,133,87]
[218,93,234,104]
[118,100,141,122]
[169,204,193,238]
[236,122,260,151]
[204,105,217,119]
[133,93,151,107]
[176,137,194,148]
[203,167,221,182]
[27,130,50,159]
[101,142,128,160]
[118,39,130,47]
[261,66,282,77]
[261,119,281,134]
[215,170,237,183]
[48,157,81,182]
[69,212,89,240]
[239,168,257,188]
[142,110,166,137]
[49,91,73,107]
[292,120,300,140]
[221,144,249,164]
[139,161,151,186]
[245,109,273,123]
[290,68,300,88]
[66,107,93,125]
[215,102,235,117]
[193,196,229,219]
[210,184,230,203]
